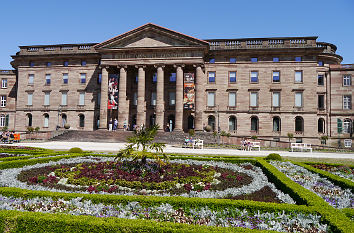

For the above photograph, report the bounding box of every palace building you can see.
[1,23,353,145]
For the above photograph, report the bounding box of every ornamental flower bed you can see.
[0,195,327,232]
[270,161,354,209]
[0,157,294,203]
[0,153,32,158]
[310,164,354,182]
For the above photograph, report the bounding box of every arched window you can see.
[79,114,85,128]
[26,113,32,127]
[273,116,281,132]
[0,115,5,127]
[343,119,352,133]
[43,114,49,128]
[295,116,304,132]
[228,116,236,131]
[251,116,258,132]
[61,114,67,127]
[208,115,216,131]
[318,118,325,133]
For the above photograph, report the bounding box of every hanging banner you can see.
[108,74,119,110]
[183,73,195,110]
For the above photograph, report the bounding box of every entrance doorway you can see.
[167,115,175,132]
[150,114,156,127]
[187,115,194,130]
[131,114,137,130]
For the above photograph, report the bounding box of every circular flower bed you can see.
[310,164,354,182]
[0,157,294,203]
[270,161,354,209]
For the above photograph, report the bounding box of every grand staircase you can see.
[50,130,217,145]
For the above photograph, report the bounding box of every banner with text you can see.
[183,73,195,110]
[108,74,119,110]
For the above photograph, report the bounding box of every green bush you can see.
[68,147,83,153]
[265,153,282,161]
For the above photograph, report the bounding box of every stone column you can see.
[136,65,146,127]
[99,66,109,129]
[155,65,165,130]
[118,66,128,129]
[174,65,184,131]
[195,65,205,131]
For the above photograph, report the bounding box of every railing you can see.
[78,45,91,50]
[27,47,39,52]
[61,46,74,50]
[43,47,56,51]
[20,44,96,54]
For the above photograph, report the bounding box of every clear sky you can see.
[0,0,353,69]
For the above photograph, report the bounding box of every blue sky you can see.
[0,0,353,69]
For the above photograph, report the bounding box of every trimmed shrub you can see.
[265,153,282,161]
[204,125,212,132]
[68,147,83,153]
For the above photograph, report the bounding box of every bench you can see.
[291,143,312,152]
[249,142,260,151]
[193,139,204,149]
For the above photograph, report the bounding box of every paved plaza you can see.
[14,141,354,159]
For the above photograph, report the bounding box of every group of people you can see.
[108,118,118,131]
[241,138,254,151]
[0,131,15,143]
[183,136,195,147]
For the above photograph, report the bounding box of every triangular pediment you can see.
[95,23,208,49]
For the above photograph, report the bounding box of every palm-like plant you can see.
[116,125,167,165]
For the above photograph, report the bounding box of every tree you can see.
[287,133,294,148]
[116,125,167,165]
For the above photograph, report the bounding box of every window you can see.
[44,92,50,106]
[63,61,69,67]
[272,71,280,82]
[207,92,215,107]
[1,79,7,88]
[0,96,6,107]
[273,117,281,132]
[295,57,302,62]
[250,71,258,83]
[28,74,34,84]
[343,119,352,133]
[229,116,236,131]
[318,61,324,66]
[61,92,67,106]
[46,62,51,67]
[26,114,32,127]
[337,118,342,133]
[79,114,85,128]
[45,74,51,85]
[295,92,303,107]
[29,61,35,67]
[63,73,68,84]
[169,92,176,105]
[27,93,33,106]
[230,58,236,63]
[229,72,236,83]
[151,92,156,106]
[81,60,86,66]
[80,73,86,84]
[273,57,279,62]
[79,92,85,105]
[343,75,352,86]
[296,138,303,143]
[209,58,215,63]
[318,95,325,109]
[251,116,258,131]
[250,92,258,107]
[208,72,215,83]
[318,75,324,86]
[133,92,137,106]
[228,92,236,107]
[98,73,102,84]
[272,92,280,107]
[295,116,304,132]
[318,118,325,133]
[170,73,176,82]
[44,114,49,128]
[295,71,303,82]
[251,57,258,62]
[207,115,215,131]
[135,75,138,83]
[150,73,156,83]
[0,115,5,127]
[343,95,352,109]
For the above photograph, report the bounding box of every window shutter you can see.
[5,115,9,127]
[337,118,342,133]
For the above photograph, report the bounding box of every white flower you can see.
[214,172,221,177]
[57,178,68,185]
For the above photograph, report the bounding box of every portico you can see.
[94,23,208,132]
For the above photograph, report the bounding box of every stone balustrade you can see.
[20,43,98,55]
